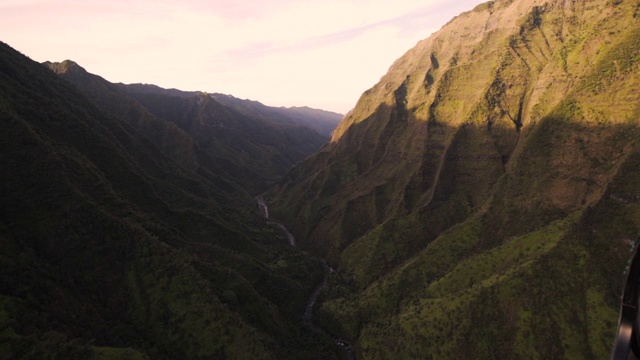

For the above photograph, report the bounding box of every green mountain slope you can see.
[209,94,342,138]
[121,89,322,193]
[0,42,342,359]
[44,62,341,193]
[267,0,640,357]
[43,60,265,198]
[113,84,342,138]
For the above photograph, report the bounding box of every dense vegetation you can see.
[267,0,640,357]
[44,61,341,194]
[3,0,640,358]
[0,42,344,359]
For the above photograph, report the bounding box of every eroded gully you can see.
[255,196,355,360]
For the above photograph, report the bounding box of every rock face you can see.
[268,0,640,358]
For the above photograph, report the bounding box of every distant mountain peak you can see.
[43,59,86,75]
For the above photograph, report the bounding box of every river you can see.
[255,196,355,360]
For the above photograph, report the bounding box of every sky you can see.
[1,0,482,114]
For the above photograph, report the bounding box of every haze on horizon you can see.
[1,0,482,114]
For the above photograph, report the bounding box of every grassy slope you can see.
[268,0,640,357]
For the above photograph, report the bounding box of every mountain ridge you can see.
[267,0,640,357]
[1,41,343,359]
[44,59,341,194]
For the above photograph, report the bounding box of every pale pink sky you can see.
[1,0,482,113]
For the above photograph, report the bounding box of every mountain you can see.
[266,0,640,358]
[209,94,342,138]
[113,82,342,137]
[43,61,341,193]
[0,42,343,359]
[42,60,254,204]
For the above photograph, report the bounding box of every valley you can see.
[256,197,355,359]
[2,0,640,359]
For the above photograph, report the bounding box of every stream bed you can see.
[256,196,355,359]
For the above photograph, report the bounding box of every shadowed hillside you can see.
[44,61,341,194]
[267,0,640,357]
[0,41,344,359]
[209,94,342,138]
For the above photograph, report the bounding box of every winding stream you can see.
[255,196,355,359]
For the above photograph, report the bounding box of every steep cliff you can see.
[268,0,640,357]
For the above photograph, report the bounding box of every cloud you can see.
[216,1,458,68]
[0,0,483,112]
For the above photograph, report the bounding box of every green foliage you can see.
[268,1,640,358]
[5,0,640,357]
[579,26,640,96]
[46,62,338,195]
[0,41,339,359]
